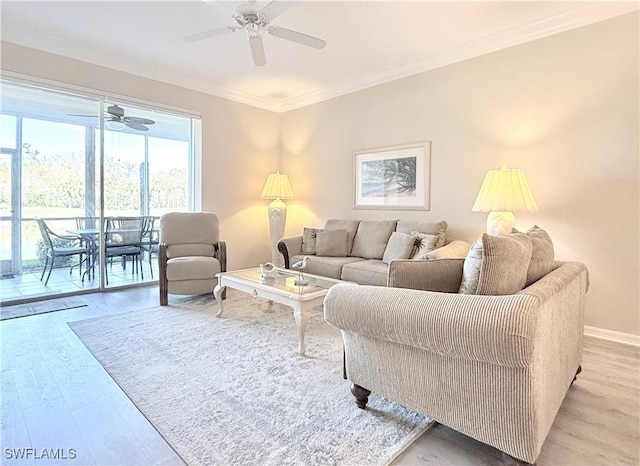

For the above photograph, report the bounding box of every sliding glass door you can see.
[0,85,100,300]
[0,138,15,279]
[0,80,198,302]
[101,103,192,288]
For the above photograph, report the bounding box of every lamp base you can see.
[486,211,515,236]
[268,199,287,266]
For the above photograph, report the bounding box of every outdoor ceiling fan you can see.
[183,0,326,67]
[70,105,156,132]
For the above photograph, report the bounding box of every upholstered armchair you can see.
[158,212,227,306]
[324,232,589,464]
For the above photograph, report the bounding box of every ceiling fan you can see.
[183,0,326,67]
[70,105,156,131]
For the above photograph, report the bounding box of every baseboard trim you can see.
[584,326,640,347]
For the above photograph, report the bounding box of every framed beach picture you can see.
[353,141,431,210]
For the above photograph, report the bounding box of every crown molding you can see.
[2,3,637,114]
[0,29,285,113]
[183,80,284,113]
[275,3,640,113]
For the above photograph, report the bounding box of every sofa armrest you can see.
[388,258,464,292]
[158,243,170,306]
[520,261,589,300]
[277,235,303,268]
[214,241,227,272]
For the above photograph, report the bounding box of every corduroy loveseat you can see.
[324,228,589,464]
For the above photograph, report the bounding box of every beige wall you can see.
[280,13,640,336]
[0,42,281,271]
[2,12,638,336]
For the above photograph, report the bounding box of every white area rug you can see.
[69,291,432,466]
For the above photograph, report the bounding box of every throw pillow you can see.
[514,225,555,286]
[382,232,415,264]
[458,238,484,295]
[315,229,349,257]
[396,220,448,248]
[301,227,317,255]
[410,231,440,259]
[350,220,398,259]
[459,233,533,295]
[421,240,471,260]
[324,219,361,255]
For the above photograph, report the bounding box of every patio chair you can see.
[104,216,144,285]
[75,216,98,230]
[35,218,88,286]
[140,216,159,278]
[71,216,99,277]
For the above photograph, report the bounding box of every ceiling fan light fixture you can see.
[105,119,125,131]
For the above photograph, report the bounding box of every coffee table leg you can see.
[292,304,311,356]
[214,284,225,317]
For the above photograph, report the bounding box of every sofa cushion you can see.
[291,255,364,280]
[324,219,361,254]
[315,229,349,257]
[459,233,532,295]
[517,225,555,287]
[410,231,440,259]
[166,256,220,281]
[341,260,389,286]
[301,227,317,255]
[166,243,216,259]
[396,220,448,248]
[382,232,415,264]
[350,220,397,259]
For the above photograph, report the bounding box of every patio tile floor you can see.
[0,259,158,304]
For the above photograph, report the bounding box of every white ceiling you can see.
[1,1,637,113]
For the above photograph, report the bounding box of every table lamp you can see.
[472,166,538,236]
[261,171,293,265]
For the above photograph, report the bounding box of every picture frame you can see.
[353,141,431,210]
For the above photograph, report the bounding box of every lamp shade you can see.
[472,166,538,213]
[260,171,293,200]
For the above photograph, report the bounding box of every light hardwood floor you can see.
[1,287,639,465]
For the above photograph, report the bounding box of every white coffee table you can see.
[213,267,343,356]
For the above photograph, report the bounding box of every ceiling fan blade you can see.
[260,0,297,21]
[125,120,149,132]
[68,113,98,118]
[249,33,266,67]
[183,26,236,43]
[209,0,244,12]
[267,26,325,49]
[126,116,156,125]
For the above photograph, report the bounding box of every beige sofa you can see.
[277,219,470,286]
[324,230,589,464]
